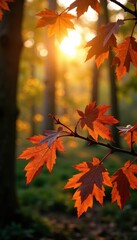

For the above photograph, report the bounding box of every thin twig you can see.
[100,150,114,164]
[109,0,136,16]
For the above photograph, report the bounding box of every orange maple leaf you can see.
[111,160,137,208]
[113,37,137,79]
[64,158,112,217]
[36,8,75,41]
[68,0,100,18]
[77,102,119,141]
[124,132,137,147]
[0,0,14,20]
[18,135,64,184]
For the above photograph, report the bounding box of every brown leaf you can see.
[64,158,112,217]
[85,23,117,67]
[111,160,137,208]
[68,0,100,18]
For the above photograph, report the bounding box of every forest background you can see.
[0,0,137,239]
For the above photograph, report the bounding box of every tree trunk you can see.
[0,0,24,227]
[101,0,120,146]
[91,15,101,103]
[42,0,57,130]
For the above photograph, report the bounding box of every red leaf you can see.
[36,9,75,41]
[18,135,64,184]
[77,102,118,141]
[64,158,112,217]
[0,0,14,20]
[68,0,100,17]
[111,169,130,208]
[113,37,137,79]
[111,160,137,208]
[85,23,117,67]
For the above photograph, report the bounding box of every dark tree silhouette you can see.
[0,0,24,227]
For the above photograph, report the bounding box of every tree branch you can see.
[73,132,137,157]
[109,0,137,17]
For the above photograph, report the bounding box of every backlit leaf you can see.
[36,8,75,41]
[64,158,112,217]
[111,160,137,208]
[113,37,137,79]
[77,102,118,141]
[18,135,64,184]
[85,23,117,67]
[68,0,100,17]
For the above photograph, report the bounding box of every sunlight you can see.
[59,30,81,57]
[57,0,74,8]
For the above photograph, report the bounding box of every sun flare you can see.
[59,30,81,57]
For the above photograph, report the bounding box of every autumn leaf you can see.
[41,127,64,147]
[117,124,137,146]
[68,0,100,18]
[36,8,75,41]
[18,135,64,184]
[103,20,124,46]
[113,37,137,79]
[111,160,137,208]
[85,22,118,67]
[64,158,112,217]
[77,102,118,141]
[111,169,130,208]
[0,0,14,20]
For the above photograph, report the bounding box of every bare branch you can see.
[109,0,137,17]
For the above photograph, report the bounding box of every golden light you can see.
[57,0,74,8]
[59,30,82,58]
[24,38,34,48]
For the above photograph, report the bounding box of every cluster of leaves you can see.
[19,103,137,217]
[3,0,137,217]
[36,0,137,79]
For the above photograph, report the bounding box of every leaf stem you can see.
[131,21,137,37]
[74,119,81,134]
[100,150,114,164]
[130,157,137,165]
[49,114,74,134]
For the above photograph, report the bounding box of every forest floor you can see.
[39,200,137,240]
[5,141,136,240]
